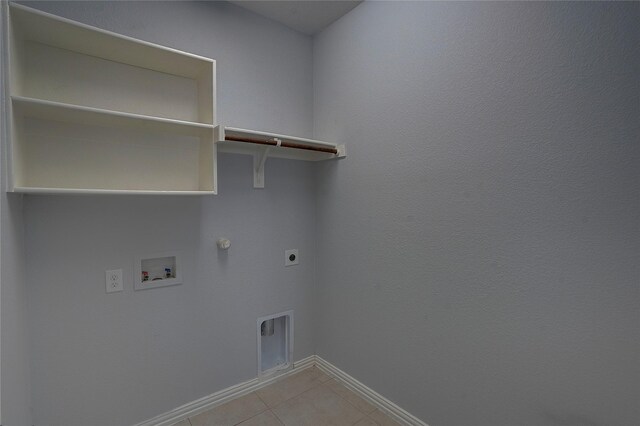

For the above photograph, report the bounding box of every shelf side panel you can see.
[197,61,215,125]
[198,136,216,193]
[2,1,14,191]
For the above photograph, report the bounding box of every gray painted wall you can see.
[0,196,30,426]
[20,1,315,425]
[0,191,31,425]
[5,1,639,425]
[1,0,31,422]
[314,2,639,426]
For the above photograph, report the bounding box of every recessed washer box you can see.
[135,252,182,291]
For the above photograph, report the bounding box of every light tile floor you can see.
[173,367,401,426]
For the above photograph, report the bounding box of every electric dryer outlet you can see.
[285,249,299,266]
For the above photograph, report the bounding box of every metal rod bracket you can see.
[253,146,270,188]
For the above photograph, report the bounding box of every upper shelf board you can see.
[9,3,213,79]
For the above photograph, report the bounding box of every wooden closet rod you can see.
[225,135,339,155]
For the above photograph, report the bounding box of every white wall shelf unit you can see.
[214,126,346,188]
[4,3,217,194]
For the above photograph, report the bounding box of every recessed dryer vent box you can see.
[135,252,182,291]
[257,310,293,378]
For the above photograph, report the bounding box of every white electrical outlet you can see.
[285,249,299,266]
[105,269,123,293]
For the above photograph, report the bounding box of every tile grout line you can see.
[320,380,372,426]
[261,370,326,410]
[231,408,270,426]
[269,376,367,426]
[315,358,423,426]
[268,377,324,410]
[233,367,327,424]
[141,359,316,426]
[231,393,272,426]
[270,409,287,426]
[185,367,385,426]
[253,390,269,410]
[329,380,379,417]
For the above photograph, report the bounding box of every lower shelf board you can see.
[12,96,214,137]
[12,187,217,195]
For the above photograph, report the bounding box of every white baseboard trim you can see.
[135,355,426,426]
[134,355,315,426]
[314,356,428,426]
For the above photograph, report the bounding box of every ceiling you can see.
[228,0,363,35]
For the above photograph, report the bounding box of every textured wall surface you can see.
[20,1,315,425]
[314,2,639,426]
[6,1,640,425]
[0,194,30,426]
[1,0,31,423]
